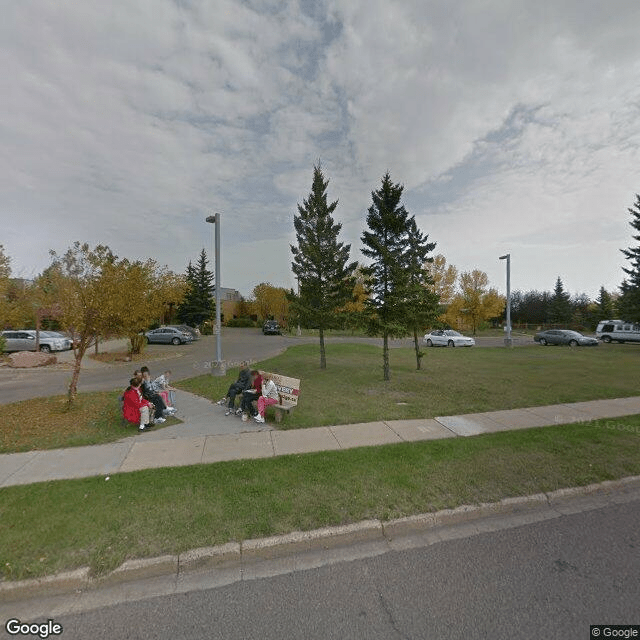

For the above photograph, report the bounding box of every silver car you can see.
[145,327,193,345]
[423,329,475,347]
[1,330,71,353]
[40,331,73,351]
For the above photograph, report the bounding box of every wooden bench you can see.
[260,372,301,423]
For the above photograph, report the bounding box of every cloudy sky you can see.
[2,0,640,300]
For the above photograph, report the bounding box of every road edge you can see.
[2,475,639,604]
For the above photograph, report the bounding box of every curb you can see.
[2,475,639,602]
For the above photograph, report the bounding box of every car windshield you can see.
[564,331,583,337]
[444,331,462,337]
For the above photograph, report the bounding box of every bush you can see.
[0,335,5,354]
[226,317,255,328]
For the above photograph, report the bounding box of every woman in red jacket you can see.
[123,377,154,431]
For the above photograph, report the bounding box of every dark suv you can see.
[262,320,281,335]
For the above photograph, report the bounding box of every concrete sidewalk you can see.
[2,391,640,488]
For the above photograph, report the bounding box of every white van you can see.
[595,320,640,343]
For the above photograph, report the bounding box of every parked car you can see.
[595,320,640,343]
[423,329,475,347]
[167,324,201,340]
[1,330,72,353]
[534,330,598,347]
[262,320,281,335]
[39,331,73,351]
[145,327,193,345]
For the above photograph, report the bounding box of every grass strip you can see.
[2,415,639,581]
[0,391,180,454]
[177,342,640,429]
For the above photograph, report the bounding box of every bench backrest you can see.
[262,372,301,407]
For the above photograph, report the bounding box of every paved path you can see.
[2,391,640,488]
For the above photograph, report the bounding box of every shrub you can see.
[226,317,255,328]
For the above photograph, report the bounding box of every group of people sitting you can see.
[217,362,279,424]
[122,367,177,431]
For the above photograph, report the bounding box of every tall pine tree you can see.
[595,286,616,320]
[402,217,438,369]
[177,249,214,329]
[290,164,357,369]
[549,276,572,325]
[619,194,640,321]
[361,172,413,381]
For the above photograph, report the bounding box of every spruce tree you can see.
[290,164,357,369]
[177,250,214,328]
[618,194,640,321]
[596,286,615,320]
[549,276,572,325]
[361,172,413,381]
[402,217,438,369]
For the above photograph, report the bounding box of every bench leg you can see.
[274,408,283,423]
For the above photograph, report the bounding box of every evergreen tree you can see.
[290,164,357,369]
[596,286,616,320]
[361,172,413,381]
[618,194,640,321]
[402,217,439,369]
[177,249,214,328]
[548,277,572,324]
[570,292,593,330]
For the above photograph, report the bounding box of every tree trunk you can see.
[413,327,423,370]
[383,331,390,381]
[35,311,41,352]
[319,326,326,369]
[67,344,87,405]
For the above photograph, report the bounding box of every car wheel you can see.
[539,338,547,345]
[447,340,455,347]
[171,337,180,345]
[602,335,612,343]
[39,345,51,353]
[569,339,578,347]
[426,339,433,347]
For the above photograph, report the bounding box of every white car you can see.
[423,329,475,347]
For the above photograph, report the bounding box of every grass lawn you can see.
[1,415,639,580]
[1,342,639,452]
[0,391,181,454]
[177,342,640,429]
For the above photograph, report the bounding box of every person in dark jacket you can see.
[218,361,252,415]
[240,370,263,420]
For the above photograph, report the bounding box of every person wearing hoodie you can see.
[254,373,279,424]
[218,361,252,416]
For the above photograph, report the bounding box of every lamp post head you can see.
[499,254,510,260]
[205,215,217,224]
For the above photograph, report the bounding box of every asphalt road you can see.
[36,497,639,640]
[0,330,533,405]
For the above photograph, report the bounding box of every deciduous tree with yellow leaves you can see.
[443,269,505,334]
[48,242,185,404]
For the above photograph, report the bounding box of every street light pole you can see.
[296,276,301,337]
[499,254,512,347]
[206,213,223,373]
